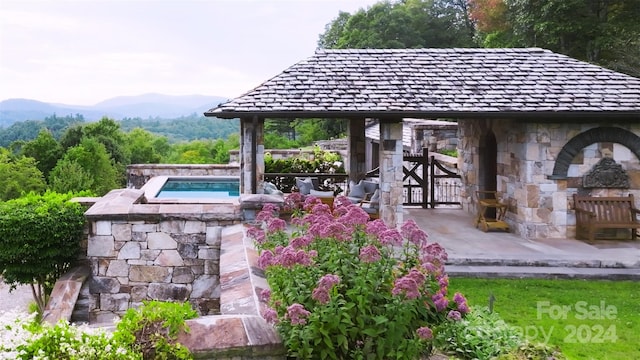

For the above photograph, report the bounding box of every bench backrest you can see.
[573,194,636,223]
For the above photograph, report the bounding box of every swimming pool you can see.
[141,176,240,203]
[157,178,239,199]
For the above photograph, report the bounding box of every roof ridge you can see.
[315,47,551,54]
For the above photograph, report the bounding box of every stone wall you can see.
[80,188,285,358]
[127,164,240,189]
[84,188,243,323]
[459,120,640,239]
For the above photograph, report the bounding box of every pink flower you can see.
[267,218,287,233]
[458,302,470,314]
[303,196,323,211]
[438,274,449,290]
[318,274,341,289]
[260,289,271,302]
[365,219,389,238]
[261,307,279,324]
[312,287,330,304]
[420,242,448,264]
[246,226,265,244]
[284,192,304,212]
[379,229,403,246]
[447,310,462,321]
[416,326,433,340]
[319,221,350,240]
[276,246,314,267]
[337,207,370,227]
[332,195,352,210]
[286,303,311,325]
[452,293,470,313]
[312,274,340,304]
[401,220,428,246]
[257,203,279,221]
[406,268,426,287]
[392,276,421,300]
[359,245,381,263]
[453,292,466,305]
[290,235,313,249]
[258,250,275,269]
[432,292,449,312]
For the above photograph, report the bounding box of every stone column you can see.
[347,118,367,183]
[240,117,264,194]
[379,118,404,227]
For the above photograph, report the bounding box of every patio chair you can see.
[359,189,380,220]
[346,179,379,204]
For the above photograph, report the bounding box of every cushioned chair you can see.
[359,189,380,219]
[347,179,379,204]
[310,189,335,208]
[295,177,320,195]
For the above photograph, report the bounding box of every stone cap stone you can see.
[85,188,242,221]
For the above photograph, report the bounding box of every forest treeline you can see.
[0,115,347,201]
[319,0,640,77]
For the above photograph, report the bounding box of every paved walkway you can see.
[405,207,640,279]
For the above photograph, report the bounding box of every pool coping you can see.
[141,175,240,205]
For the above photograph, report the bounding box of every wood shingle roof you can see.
[206,48,640,119]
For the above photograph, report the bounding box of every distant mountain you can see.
[0,94,228,127]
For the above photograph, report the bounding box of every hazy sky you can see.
[0,0,379,105]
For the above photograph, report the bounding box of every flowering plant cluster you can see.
[0,309,138,360]
[0,300,196,360]
[248,195,470,359]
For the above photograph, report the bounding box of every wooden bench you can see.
[573,194,640,241]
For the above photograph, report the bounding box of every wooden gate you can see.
[402,149,462,208]
[366,149,462,208]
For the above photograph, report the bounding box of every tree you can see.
[0,191,87,312]
[49,138,120,195]
[317,0,476,49]
[470,0,640,77]
[19,129,64,179]
[126,128,170,164]
[0,148,47,201]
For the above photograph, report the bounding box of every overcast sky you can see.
[0,0,379,105]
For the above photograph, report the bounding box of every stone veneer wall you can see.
[82,188,285,358]
[459,120,640,239]
[84,188,243,322]
[127,164,240,189]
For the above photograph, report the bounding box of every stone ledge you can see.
[43,265,91,325]
[181,223,284,358]
[85,189,242,222]
[178,315,285,358]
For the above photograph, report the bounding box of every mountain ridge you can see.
[0,94,228,127]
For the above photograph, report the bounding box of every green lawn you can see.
[448,278,640,360]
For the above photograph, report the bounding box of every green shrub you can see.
[113,300,198,360]
[0,191,89,312]
[15,320,140,360]
[437,148,458,157]
[1,301,198,360]
[264,146,346,193]
[248,199,470,359]
[434,307,563,360]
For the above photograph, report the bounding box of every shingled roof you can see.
[206,48,640,119]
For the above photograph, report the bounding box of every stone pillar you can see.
[347,118,367,183]
[240,117,265,194]
[379,118,404,227]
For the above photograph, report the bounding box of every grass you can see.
[448,278,640,360]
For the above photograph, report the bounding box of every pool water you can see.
[156,179,240,199]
